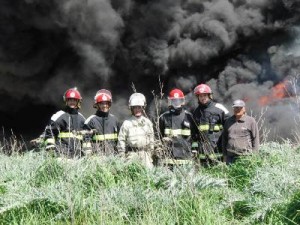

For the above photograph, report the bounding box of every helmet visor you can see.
[168,98,184,108]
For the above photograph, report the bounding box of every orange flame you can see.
[259,81,289,106]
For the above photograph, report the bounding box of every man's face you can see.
[197,93,210,105]
[233,106,246,117]
[66,98,79,108]
[132,106,143,117]
[97,101,110,112]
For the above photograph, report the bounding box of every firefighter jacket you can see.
[117,116,154,153]
[159,108,197,159]
[44,107,86,156]
[193,101,230,154]
[83,110,120,155]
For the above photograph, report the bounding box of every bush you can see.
[29,159,64,187]
[0,198,66,224]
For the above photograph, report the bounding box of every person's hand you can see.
[30,138,39,147]
[45,144,56,151]
[162,137,172,143]
[192,150,198,159]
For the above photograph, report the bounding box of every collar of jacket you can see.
[234,114,247,122]
[130,116,146,126]
[65,106,79,114]
[96,110,109,117]
[198,100,212,109]
[169,107,183,115]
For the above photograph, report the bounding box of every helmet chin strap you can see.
[170,106,183,114]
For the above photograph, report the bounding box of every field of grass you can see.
[0,142,300,224]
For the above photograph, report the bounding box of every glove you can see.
[45,144,56,151]
[162,137,172,143]
[30,138,41,148]
[192,150,198,159]
[82,142,93,156]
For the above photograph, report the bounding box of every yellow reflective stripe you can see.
[198,124,223,131]
[58,132,83,140]
[208,153,223,159]
[163,159,192,165]
[198,154,207,159]
[213,125,223,131]
[192,142,198,148]
[45,138,55,144]
[182,129,191,136]
[82,142,92,148]
[92,133,118,141]
[199,125,209,131]
[164,129,191,136]
[197,153,223,159]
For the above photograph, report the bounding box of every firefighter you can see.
[117,93,154,168]
[83,89,120,156]
[158,89,198,168]
[193,84,230,165]
[43,87,86,157]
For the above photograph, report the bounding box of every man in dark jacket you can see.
[222,99,260,164]
[193,84,230,165]
[44,87,86,157]
[83,89,120,156]
[159,88,197,167]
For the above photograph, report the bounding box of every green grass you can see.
[0,142,300,224]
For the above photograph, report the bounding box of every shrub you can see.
[29,159,64,187]
[0,198,65,224]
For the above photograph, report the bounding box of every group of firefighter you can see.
[33,83,259,168]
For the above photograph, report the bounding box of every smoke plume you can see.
[1,0,300,141]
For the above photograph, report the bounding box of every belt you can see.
[162,158,192,165]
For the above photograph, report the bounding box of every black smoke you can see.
[1,0,300,142]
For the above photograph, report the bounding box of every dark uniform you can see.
[159,108,197,165]
[44,107,86,157]
[83,110,119,155]
[193,101,230,161]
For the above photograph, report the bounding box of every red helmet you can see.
[168,89,184,99]
[94,89,112,105]
[63,88,82,101]
[168,89,185,108]
[194,84,212,95]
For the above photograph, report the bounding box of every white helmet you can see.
[129,93,146,107]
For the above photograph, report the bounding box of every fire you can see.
[258,81,290,106]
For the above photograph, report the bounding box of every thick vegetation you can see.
[0,142,300,224]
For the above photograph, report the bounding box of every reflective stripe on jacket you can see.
[159,109,197,159]
[164,128,191,136]
[198,124,223,132]
[83,111,120,154]
[193,101,229,152]
[44,108,86,153]
[93,133,118,141]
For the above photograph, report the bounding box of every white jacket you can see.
[117,116,154,152]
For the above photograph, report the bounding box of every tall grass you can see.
[0,142,300,224]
